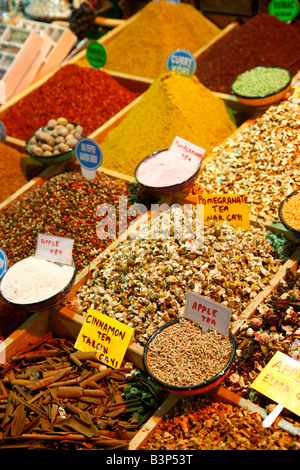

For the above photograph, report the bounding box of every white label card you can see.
[184,291,231,336]
[35,233,74,266]
[169,136,206,171]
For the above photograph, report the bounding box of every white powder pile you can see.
[136,150,196,188]
[0,256,75,304]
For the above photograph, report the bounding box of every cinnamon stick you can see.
[57,386,107,399]
[26,368,72,391]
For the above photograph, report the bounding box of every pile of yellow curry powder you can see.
[98,72,236,177]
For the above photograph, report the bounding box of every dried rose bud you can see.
[250,317,262,330]
[260,332,270,344]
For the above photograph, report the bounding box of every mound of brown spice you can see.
[146,318,232,388]
[196,97,300,221]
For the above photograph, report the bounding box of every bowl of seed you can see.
[143,318,235,396]
[231,66,292,107]
[278,189,300,239]
[26,117,84,165]
[0,256,77,311]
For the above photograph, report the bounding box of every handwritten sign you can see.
[166,49,196,77]
[251,351,300,417]
[184,291,231,336]
[0,248,7,279]
[35,233,74,266]
[75,309,134,369]
[196,193,250,230]
[169,136,205,171]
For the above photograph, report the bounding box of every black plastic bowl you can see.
[231,66,292,107]
[0,257,76,312]
[279,189,300,239]
[135,149,202,196]
[143,318,236,396]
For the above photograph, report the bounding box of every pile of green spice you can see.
[0,171,152,271]
[232,66,291,98]
[98,72,236,177]
[0,64,139,140]
[196,14,300,94]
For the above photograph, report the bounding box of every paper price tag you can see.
[184,291,231,336]
[197,193,250,230]
[35,233,74,266]
[75,308,134,369]
[169,136,205,171]
[251,351,300,417]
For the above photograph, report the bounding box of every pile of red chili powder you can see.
[0,64,139,140]
[196,14,300,94]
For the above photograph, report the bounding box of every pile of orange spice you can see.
[0,142,41,203]
[281,191,300,231]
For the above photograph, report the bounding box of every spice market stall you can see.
[1,202,300,449]
[1,7,300,451]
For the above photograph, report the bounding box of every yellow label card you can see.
[74,308,134,369]
[251,351,300,417]
[196,193,250,230]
